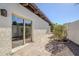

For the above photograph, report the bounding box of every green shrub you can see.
[52,24,67,41]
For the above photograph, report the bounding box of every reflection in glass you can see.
[12,15,24,48]
[12,15,32,48]
[25,20,32,43]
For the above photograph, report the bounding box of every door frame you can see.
[12,12,33,52]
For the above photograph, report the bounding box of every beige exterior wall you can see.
[0,4,12,55]
[0,3,50,55]
[66,20,79,45]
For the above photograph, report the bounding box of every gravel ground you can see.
[64,40,79,56]
[45,40,74,56]
[46,40,79,56]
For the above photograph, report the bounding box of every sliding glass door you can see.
[12,15,32,48]
[12,15,24,48]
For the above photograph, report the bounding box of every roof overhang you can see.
[20,3,52,25]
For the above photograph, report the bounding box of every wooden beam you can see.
[29,4,35,11]
[21,3,28,6]
[34,10,39,14]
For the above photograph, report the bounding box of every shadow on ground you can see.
[45,39,79,56]
[45,40,66,55]
[64,40,79,56]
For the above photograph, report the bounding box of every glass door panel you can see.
[25,20,32,43]
[12,15,24,48]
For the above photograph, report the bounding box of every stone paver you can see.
[12,34,51,56]
[13,43,51,56]
[13,41,74,56]
[12,34,79,56]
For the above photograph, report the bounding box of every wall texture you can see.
[66,20,79,45]
[0,4,12,55]
[0,3,50,55]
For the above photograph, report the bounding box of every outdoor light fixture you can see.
[0,9,7,17]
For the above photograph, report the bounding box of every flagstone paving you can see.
[12,34,79,56]
[12,42,74,56]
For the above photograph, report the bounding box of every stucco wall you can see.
[0,3,50,55]
[66,20,79,45]
[0,4,12,55]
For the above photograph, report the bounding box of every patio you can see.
[12,34,79,56]
[12,34,51,56]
